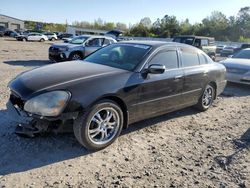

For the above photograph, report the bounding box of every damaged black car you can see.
[7,41,226,150]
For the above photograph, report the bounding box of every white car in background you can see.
[25,33,48,42]
[220,48,250,85]
[43,32,58,41]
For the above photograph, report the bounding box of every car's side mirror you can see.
[146,64,166,74]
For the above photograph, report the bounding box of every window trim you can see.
[179,48,201,68]
[146,49,180,71]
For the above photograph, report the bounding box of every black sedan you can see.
[7,41,227,150]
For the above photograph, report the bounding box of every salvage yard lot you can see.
[0,38,249,187]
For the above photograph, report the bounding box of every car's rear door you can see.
[135,49,184,120]
[180,47,209,104]
[84,38,104,56]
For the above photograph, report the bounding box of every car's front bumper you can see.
[7,91,79,122]
[226,73,250,85]
[49,50,70,62]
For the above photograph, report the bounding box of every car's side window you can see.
[103,39,111,45]
[198,53,208,65]
[201,39,209,46]
[181,50,200,67]
[87,38,103,47]
[149,50,179,69]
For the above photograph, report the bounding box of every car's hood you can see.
[9,61,125,99]
[51,43,83,48]
[221,58,250,69]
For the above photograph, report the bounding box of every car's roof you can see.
[174,35,215,40]
[78,35,115,40]
[118,40,197,49]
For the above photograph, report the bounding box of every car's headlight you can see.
[24,91,70,117]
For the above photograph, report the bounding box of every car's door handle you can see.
[174,75,183,80]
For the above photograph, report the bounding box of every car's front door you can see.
[84,38,104,56]
[27,34,35,41]
[180,48,209,104]
[135,49,184,120]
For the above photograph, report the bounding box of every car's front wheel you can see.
[73,100,124,150]
[195,84,215,111]
[40,38,45,42]
[69,52,83,61]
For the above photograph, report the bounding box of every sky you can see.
[0,0,249,26]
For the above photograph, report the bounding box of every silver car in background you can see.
[220,48,250,85]
[49,35,116,62]
[43,32,58,41]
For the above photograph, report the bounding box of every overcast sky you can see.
[0,0,249,25]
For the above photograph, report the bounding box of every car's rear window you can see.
[83,43,151,71]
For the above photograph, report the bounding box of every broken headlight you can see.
[24,91,70,117]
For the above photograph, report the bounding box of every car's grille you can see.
[10,91,24,109]
[226,67,249,74]
[49,47,60,52]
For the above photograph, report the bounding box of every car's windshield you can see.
[173,37,194,45]
[83,43,151,71]
[69,36,88,44]
[232,49,250,59]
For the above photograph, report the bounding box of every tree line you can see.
[25,6,250,42]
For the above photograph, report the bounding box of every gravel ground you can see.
[0,38,249,188]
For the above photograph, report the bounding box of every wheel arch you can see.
[70,50,84,58]
[92,95,129,129]
[208,81,217,99]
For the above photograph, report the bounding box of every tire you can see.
[69,52,83,61]
[40,38,45,42]
[51,37,55,41]
[73,100,124,150]
[195,84,215,111]
[22,38,27,42]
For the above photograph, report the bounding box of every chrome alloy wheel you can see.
[87,107,120,145]
[202,86,213,107]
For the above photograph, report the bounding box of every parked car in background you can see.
[4,30,18,37]
[62,36,74,43]
[57,33,74,40]
[220,46,238,57]
[8,41,226,150]
[173,35,216,61]
[105,29,123,40]
[216,45,226,54]
[234,43,250,54]
[49,35,116,62]
[43,32,58,41]
[220,48,250,85]
[0,26,6,37]
[16,33,48,42]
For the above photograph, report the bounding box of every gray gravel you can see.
[0,38,249,188]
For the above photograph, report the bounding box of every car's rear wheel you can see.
[40,38,45,42]
[73,100,124,150]
[69,52,83,61]
[51,37,55,41]
[195,84,215,111]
